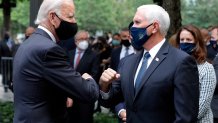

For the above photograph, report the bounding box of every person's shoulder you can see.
[120,53,135,62]
[85,48,98,56]
[198,61,216,81]
[68,48,76,55]
[112,46,122,53]
[199,61,214,70]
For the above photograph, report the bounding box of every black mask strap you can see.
[54,13,63,21]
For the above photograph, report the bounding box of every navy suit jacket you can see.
[13,28,99,123]
[110,46,122,71]
[100,41,199,123]
[207,44,218,62]
[67,48,100,123]
[68,48,100,81]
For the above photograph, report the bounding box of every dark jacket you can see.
[13,28,99,123]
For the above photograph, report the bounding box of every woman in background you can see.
[175,24,216,123]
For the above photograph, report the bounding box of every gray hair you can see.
[35,0,74,24]
[75,30,90,40]
[137,5,170,36]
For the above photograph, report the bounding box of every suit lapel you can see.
[117,47,122,60]
[69,49,76,67]
[127,50,144,102]
[134,41,169,101]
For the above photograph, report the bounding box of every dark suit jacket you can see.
[212,55,218,118]
[13,28,99,123]
[67,48,100,123]
[0,41,12,57]
[110,46,122,71]
[100,41,199,123]
[68,48,100,81]
[207,44,218,62]
[0,39,18,57]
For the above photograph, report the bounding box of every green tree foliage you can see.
[0,0,154,36]
[181,0,218,28]
[11,0,29,34]
[74,0,152,33]
[0,0,29,36]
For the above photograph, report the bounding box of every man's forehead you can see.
[133,10,145,21]
[120,31,129,35]
[76,33,88,38]
[61,3,75,15]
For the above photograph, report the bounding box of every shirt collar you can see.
[122,45,134,50]
[143,38,166,59]
[38,25,56,43]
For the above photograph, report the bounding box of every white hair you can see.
[35,0,74,24]
[137,4,170,36]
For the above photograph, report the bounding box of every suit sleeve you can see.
[43,46,99,103]
[198,64,216,119]
[174,55,199,123]
[115,102,126,116]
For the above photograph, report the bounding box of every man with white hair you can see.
[12,0,99,123]
[99,4,199,123]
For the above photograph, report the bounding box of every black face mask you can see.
[55,13,78,40]
[121,39,131,47]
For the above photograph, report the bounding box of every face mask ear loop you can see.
[54,13,63,21]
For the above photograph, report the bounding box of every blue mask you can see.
[130,23,153,50]
[180,43,196,55]
[112,40,120,46]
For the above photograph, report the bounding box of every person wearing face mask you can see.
[110,28,135,71]
[176,24,216,123]
[200,28,216,63]
[12,0,99,123]
[66,30,100,123]
[111,33,121,48]
[207,26,218,62]
[99,4,199,123]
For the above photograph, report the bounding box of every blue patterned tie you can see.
[135,52,151,90]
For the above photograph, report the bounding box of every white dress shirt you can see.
[120,45,135,60]
[133,39,165,86]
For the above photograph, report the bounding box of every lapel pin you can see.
[155,57,159,61]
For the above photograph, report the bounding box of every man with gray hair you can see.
[12,0,99,123]
[99,4,199,123]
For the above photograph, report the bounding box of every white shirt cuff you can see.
[100,90,110,100]
[118,109,126,118]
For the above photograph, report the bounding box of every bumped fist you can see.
[99,68,120,92]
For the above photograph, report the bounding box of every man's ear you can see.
[48,12,57,28]
[152,21,159,33]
